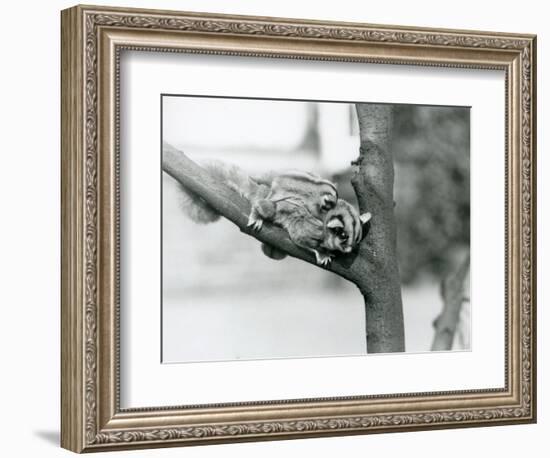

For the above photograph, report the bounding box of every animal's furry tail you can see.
[175,159,258,224]
[176,184,220,224]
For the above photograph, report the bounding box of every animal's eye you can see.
[339,233,349,241]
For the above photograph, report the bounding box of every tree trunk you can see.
[352,104,405,353]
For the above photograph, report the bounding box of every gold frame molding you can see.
[61,4,537,453]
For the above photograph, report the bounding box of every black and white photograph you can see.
[161,95,470,363]
[1,0,543,454]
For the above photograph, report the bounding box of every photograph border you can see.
[61,4,536,452]
[159,93,472,364]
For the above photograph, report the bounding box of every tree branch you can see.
[431,254,470,351]
[162,142,362,284]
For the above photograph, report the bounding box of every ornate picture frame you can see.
[61,4,536,453]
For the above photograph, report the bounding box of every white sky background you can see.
[163,96,359,174]
[164,97,308,151]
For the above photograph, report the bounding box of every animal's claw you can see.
[312,250,333,266]
[247,215,263,231]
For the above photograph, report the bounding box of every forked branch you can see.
[162,103,405,353]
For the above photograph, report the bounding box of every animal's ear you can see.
[360,212,371,225]
[359,212,372,241]
[322,194,337,209]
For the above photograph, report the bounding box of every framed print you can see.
[61,4,537,453]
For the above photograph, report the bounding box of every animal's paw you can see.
[313,250,333,266]
[247,214,263,231]
[255,199,277,220]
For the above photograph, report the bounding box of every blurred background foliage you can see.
[334,105,470,284]
[394,105,469,283]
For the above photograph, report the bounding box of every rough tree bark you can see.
[353,104,405,353]
[162,103,405,353]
